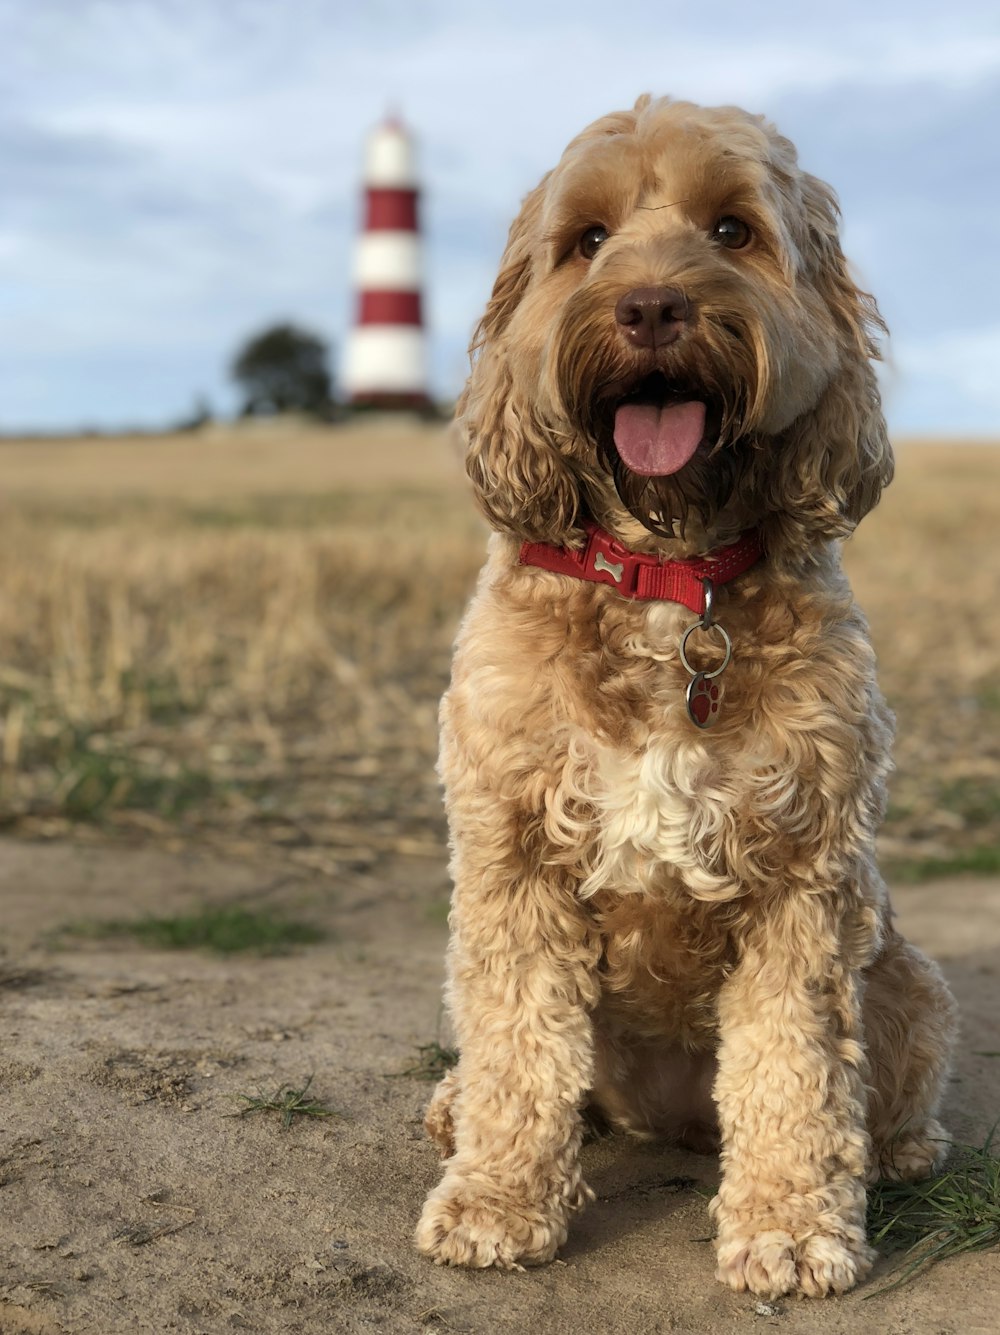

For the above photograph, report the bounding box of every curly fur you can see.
[416,96,957,1299]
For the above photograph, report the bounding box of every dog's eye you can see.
[579,225,609,260]
[712,216,752,250]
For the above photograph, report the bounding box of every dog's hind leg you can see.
[424,1068,459,1159]
[862,930,959,1181]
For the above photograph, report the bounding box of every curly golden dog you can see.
[415,95,957,1299]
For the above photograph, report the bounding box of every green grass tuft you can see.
[865,1132,1000,1296]
[233,1075,340,1129]
[975,683,1000,714]
[54,735,216,820]
[936,778,1000,829]
[396,1041,459,1082]
[423,896,451,926]
[58,905,325,955]
[885,846,1000,883]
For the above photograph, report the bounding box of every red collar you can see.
[519,522,764,615]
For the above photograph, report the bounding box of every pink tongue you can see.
[613,400,706,476]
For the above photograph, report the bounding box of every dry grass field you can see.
[0,421,997,881]
[0,421,476,879]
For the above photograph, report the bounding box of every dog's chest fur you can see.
[442,538,891,1035]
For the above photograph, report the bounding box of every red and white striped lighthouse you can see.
[343,116,430,409]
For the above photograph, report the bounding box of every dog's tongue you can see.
[613,399,706,476]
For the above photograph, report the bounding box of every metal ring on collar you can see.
[679,621,733,680]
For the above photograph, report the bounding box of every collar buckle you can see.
[586,528,633,591]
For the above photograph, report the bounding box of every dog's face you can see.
[461,97,893,551]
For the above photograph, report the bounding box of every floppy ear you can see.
[772,174,894,545]
[458,178,580,543]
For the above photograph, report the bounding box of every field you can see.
[1,421,998,877]
[2,421,999,1335]
[0,421,477,878]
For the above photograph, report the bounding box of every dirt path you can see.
[2,838,998,1335]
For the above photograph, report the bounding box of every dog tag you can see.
[686,672,723,729]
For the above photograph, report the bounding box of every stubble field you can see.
[0,421,997,879]
[1,420,999,1335]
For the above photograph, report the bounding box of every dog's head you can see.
[460,96,893,553]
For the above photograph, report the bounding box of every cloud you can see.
[891,325,1000,432]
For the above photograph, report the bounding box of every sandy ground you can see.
[1,840,998,1335]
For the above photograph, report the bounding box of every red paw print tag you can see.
[686,672,723,729]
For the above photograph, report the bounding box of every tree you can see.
[231,323,334,419]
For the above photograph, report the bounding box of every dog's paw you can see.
[793,1229,875,1297]
[874,1119,949,1183]
[415,1179,571,1270]
[715,1224,874,1299]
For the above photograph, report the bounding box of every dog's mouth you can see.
[610,374,718,478]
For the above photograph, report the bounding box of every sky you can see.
[2,0,998,435]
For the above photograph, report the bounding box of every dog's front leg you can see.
[416,847,600,1269]
[711,890,874,1299]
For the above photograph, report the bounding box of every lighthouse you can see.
[343,116,430,409]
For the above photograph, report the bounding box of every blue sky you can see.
[2,0,998,434]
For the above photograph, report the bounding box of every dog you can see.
[415,95,958,1299]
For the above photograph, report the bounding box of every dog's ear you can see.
[475,176,548,346]
[776,174,894,542]
[458,179,580,543]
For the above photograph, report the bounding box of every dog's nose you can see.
[615,287,690,349]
